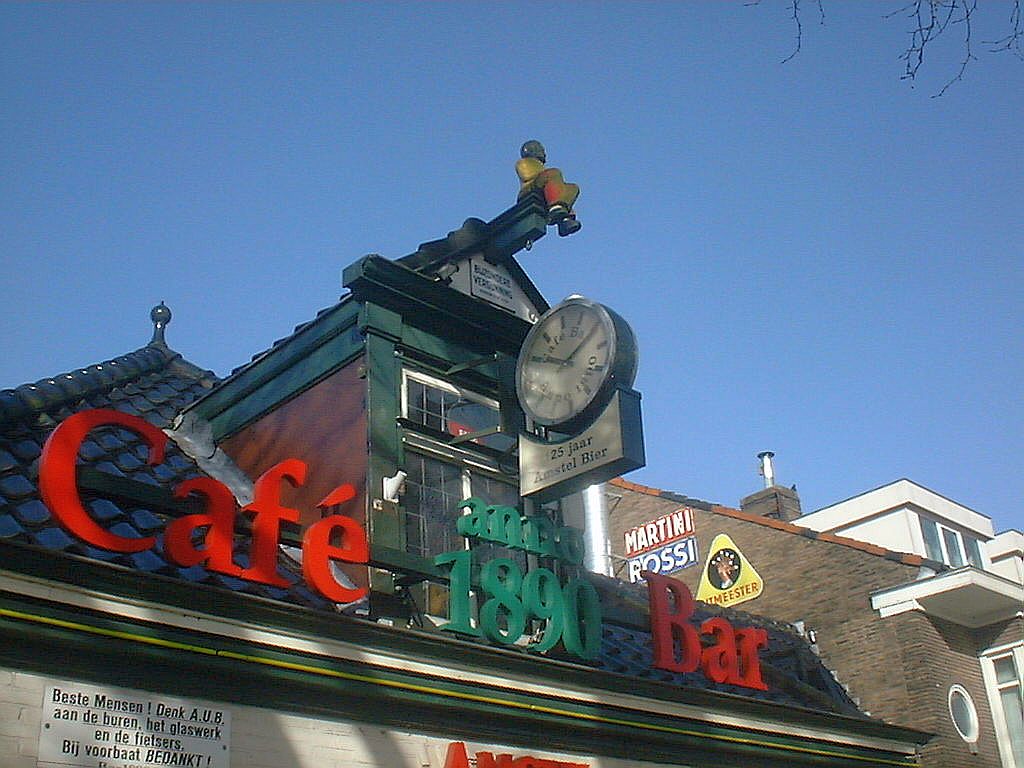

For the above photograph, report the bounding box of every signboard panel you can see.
[696,533,764,607]
[623,507,695,558]
[469,258,518,312]
[626,536,699,583]
[38,682,230,768]
[519,389,644,502]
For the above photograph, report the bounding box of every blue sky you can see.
[2,3,1022,533]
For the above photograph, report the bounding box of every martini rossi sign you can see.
[623,507,699,583]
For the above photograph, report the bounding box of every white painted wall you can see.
[800,479,995,539]
[987,530,1024,585]
[833,508,921,556]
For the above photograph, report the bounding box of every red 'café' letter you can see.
[240,459,306,587]
[39,409,163,552]
[165,477,242,576]
[644,570,702,673]
[302,483,368,603]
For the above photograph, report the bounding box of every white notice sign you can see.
[469,259,517,312]
[38,682,230,768]
[518,389,645,502]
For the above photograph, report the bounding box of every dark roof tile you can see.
[77,439,106,461]
[107,521,147,541]
[0,390,28,421]
[130,509,163,532]
[32,527,74,550]
[0,450,17,473]
[114,451,144,472]
[10,440,40,462]
[78,545,122,561]
[13,500,50,524]
[87,499,124,522]
[129,549,168,572]
[53,374,86,399]
[0,473,36,499]
[94,432,124,450]
[94,461,126,478]
[0,515,25,538]
[177,565,212,583]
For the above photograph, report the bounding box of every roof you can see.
[0,306,867,717]
[800,477,995,538]
[610,477,945,571]
[0,312,331,609]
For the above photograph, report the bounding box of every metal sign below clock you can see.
[516,296,645,502]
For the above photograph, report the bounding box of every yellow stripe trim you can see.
[0,606,916,767]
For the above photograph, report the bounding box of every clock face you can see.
[516,297,636,428]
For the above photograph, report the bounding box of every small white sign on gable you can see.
[447,256,541,323]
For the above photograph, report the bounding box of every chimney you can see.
[740,451,802,522]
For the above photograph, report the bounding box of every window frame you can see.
[919,516,987,569]
[401,368,511,449]
[947,684,980,744]
[980,642,1024,768]
[398,368,519,557]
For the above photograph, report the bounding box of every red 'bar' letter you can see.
[39,409,163,552]
[644,570,702,673]
[735,627,769,690]
[699,617,740,684]
[239,459,305,587]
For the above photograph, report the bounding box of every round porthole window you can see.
[948,685,980,743]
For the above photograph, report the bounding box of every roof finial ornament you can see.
[516,140,581,237]
[149,301,172,347]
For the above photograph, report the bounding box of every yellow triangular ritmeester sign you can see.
[696,533,764,608]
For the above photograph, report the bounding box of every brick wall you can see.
[607,483,1021,768]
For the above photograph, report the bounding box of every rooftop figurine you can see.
[516,140,581,236]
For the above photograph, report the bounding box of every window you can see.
[964,535,985,569]
[402,370,515,454]
[919,517,986,569]
[982,645,1024,767]
[921,517,944,562]
[943,528,966,567]
[403,453,466,559]
[402,451,522,560]
[400,368,521,561]
[948,685,980,743]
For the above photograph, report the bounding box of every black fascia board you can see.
[343,255,534,356]
[0,538,930,749]
[396,193,551,316]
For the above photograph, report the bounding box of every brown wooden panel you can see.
[220,358,369,587]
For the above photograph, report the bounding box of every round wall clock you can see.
[516,296,638,430]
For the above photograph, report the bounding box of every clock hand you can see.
[530,354,568,365]
[563,323,601,367]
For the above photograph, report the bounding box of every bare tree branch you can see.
[757,0,1019,94]
[778,0,825,64]
[781,0,804,64]
[984,0,1023,58]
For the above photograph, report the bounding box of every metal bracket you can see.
[449,425,502,445]
[445,353,498,376]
